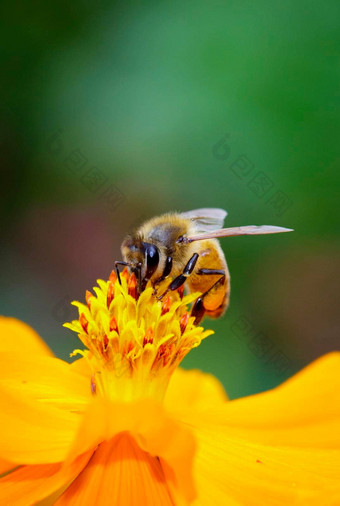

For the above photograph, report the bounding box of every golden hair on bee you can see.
[117,208,292,323]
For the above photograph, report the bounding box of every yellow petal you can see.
[65,397,196,503]
[0,352,91,411]
[0,317,53,357]
[0,353,92,465]
[191,427,340,505]
[0,451,93,506]
[69,356,92,377]
[56,434,177,506]
[179,353,340,505]
[165,367,228,413]
[0,459,15,476]
[191,352,340,448]
[0,385,83,465]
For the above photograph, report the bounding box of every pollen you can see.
[64,268,213,401]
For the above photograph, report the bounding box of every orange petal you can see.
[0,450,93,506]
[0,458,15,476]
[69,356,92,378]
[65,397,196,503]
[56,434,177,506]
[178,353,340,505]
[0,384,83,465]
[191,426,340,505]
[192,352,340,448]
[165,367,228,413]
[0,317,53,357]
[0,352,91,411]
[0,353,91,465]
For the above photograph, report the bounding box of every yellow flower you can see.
[0,269,339,505]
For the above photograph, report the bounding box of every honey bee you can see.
[118,209,292,323]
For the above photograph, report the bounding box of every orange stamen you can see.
[128,273,138,300]
[123,341,134,355]
[80,313,88,333]
[66,268,212,397]
[85,290,93,309]
[156,342,175,366]
[143,326,154,346]
[109,270,117,283]
[178,285,184,299]
[110,315,119,333]
[107,281,115,308]
[103,334,109,349]
[180,312,189,334]
[121,267,129,282]
[161,296,172,315]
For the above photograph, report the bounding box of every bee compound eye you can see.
[143,243,160,280]
[146,244,159,268]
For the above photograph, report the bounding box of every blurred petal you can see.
[56,434,176,506]
[0,459,15,476]
[0,317,53,357]
[165,367,228,412]
[69,356,92,377]
[181,353,340,505]
[0,352,91,411]
[0,451,93,506]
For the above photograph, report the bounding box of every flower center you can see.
[65,269,213,402]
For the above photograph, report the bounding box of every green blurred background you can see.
[1,0,339,399]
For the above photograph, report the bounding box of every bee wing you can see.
[182,225,293,243]
[180,208,228,233]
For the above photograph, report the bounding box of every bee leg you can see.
[158,253,199,300]
[191,271,226,324]
[152,256,173,295]
[131,262,143,293]
[114,261,130,285]
[197,268,226,276]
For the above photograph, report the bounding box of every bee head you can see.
[121,235,160,285]
[121,235,145,267]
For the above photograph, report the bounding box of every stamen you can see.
[110,316,119,333]
[180,312,189,334]
[66,270,213,402]
[155,342,175,367]
[178,285,184,299]
[121,267,129,282]
[80,313,88,333]
[109,270,117,283]
[85,290,93,309]
[161,296,172,315]
[103,334,109,349]
[107,281,115,308]
[143,326,154,346]
[123,341,134,355]
[128,273,138,300]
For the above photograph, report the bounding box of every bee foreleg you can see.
[158,253,199,300]
[114,261,131,285]
[191,271,226,324]
[152,256,173,293]
[134,263,143,293]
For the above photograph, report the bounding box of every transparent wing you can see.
[181,225,293,243]
[180,208,227,233]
